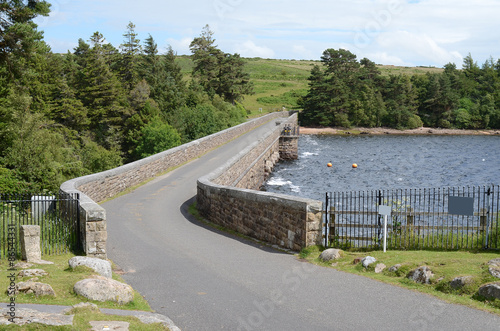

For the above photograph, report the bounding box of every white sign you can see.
[378,205,391,252]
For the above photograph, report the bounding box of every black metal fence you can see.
[324,185,500,250]
[0,193,80,258]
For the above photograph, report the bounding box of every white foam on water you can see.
[301,152,319,157]
[266,177,290,186]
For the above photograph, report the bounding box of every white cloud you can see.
[234,40,275,58]
[165,37,193,55]
[35,0,500,66]
[377,31,464,66]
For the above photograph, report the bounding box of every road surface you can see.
[104,119,500,330]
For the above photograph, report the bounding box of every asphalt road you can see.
[104,119,500,331]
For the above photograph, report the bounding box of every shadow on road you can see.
[180,196,290,256]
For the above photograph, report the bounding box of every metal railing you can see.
[0,193,80,258]
[281,125,300,136]
[324,185,500,250]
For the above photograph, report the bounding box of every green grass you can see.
[0,253,151,311]
[300,246,500,314]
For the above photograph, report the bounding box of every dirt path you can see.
[300,126,500,136]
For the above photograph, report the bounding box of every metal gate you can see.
[0,193,81,258]
[324,185,499,250]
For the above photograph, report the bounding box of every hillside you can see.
[176,56,444,116]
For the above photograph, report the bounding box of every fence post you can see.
[324,192,329,247]
[484,187,491,249]
[328,207,336,247]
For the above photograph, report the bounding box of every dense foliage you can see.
[0,3,251,193]
[299,49,500,130]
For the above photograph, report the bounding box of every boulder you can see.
[319,248,343,262]
[487,258,500,266]
[489,266,500,279]
[375,263,387,274]
[450,276,474,289]
[18,269,48,278]
[361,256,377,268]
[388,264,402,272]
[69,256,112,278]
[407,266,434,284]
[13,281,55,297]
[73,278,133,304]
[477,282,500,300]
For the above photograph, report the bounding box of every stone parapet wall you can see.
[197,112,323,250]
[60,112,290,259]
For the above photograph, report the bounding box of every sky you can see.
[35,0,500,68]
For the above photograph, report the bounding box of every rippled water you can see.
[263,134,500,201]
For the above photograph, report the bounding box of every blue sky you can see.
[36,0,500,67]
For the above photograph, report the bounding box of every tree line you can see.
[299,48,500,130]
[0,1,253,193]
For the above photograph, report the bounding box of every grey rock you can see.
[450,276,474,289]
[477,282,500,300]
[18,269,48,278]
[319,248,343,262]
[69,256,112,278]
[489,266,500,279]
[407,266,434,284]
[73,278,133,304]
[487,258,500,266]
[361,256,377,268]
[13,281,55,297]
[388,264,402,272]
[375,263,387,274]
[0,308,73,326]
[89,321,130,330]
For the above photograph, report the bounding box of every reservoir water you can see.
[263,134,500,201]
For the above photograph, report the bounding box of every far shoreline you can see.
[299,126,500,136]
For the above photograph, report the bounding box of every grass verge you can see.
[300,246,500,314]
[0,253,151,311]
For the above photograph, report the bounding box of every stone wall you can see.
[197,112,323,250]
[60,112,290,259]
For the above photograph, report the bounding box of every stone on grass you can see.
[477,282,500,300]
[407,266,434,284]
[375,263,386,274]
[487,258,500,266]
[319,248,343,262]
[450,276,474,289]
[18,269,48,278]
[489,266,500,279]
[361,256,377,268]
[69,256,112,278]
[73,278,133,304]
[388,264,402,272]
[0,308,73,326]
[13,281,55,297]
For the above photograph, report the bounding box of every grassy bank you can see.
[300,246,500,314]
[175,56,444,116]
[0,253,150,310]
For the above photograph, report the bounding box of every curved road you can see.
[104,120,500,330]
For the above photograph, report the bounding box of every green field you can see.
[175,56,444,117]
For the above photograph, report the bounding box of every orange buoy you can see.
[352,163,358,168]
[327,162,333,167]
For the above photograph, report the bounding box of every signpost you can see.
[378,205,392,252]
